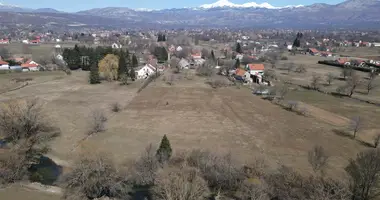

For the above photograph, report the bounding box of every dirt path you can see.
[298,102,351,127]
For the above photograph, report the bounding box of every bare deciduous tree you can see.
[326,72,335,86]
[367,75,378,95]
[187,149,244,191]
[152,166,210,200]
[88,109,108,135]
[346,73,361,97]
[60,152,130,200]
[277,83,290,100]
[285,63,295,74]
[341,66,352,80]
[131,144,160,186]
[295,65,307,73]
[196,61,214,77]
[310,74,322,90]
[345,149,380,200]
[236,180,269,200]
[350,116,362,138]
[308,145,329,175]
[0,99,59,185]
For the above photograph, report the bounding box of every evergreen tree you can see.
[129,67,136,81]
[118,50,127,79]
[156,135,172,163]
[132,54,138,68]
[157,34,162,42]
[234,59,240,69]
[236,43,242,54]
[89,61,100,84]
[211,50,215,61]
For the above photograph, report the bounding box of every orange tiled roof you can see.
[0,60,9,65]
[21,63,38,68]
[235,68,247,77]
[247,64,265,71]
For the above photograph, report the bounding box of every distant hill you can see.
[1,0,380,29]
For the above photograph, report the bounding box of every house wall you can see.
[0,65,9,70]
[249,69,264,76]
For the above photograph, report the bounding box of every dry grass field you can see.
[0,185,60,200]
[0,42,79,60]
[0,65,378,198]
[274,54,380,102]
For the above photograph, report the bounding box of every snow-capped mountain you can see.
[199,0,303,9]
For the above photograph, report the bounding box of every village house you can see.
[178,58,190,69]
[233,68,251,82]
[111,43,122,49]
[246,63,265,83]
[0,39,9,44]
[0,60,9,70]
[191,52,202,60]
[308,48,320,56]
[21,59,40,71]
[135,64,156,79]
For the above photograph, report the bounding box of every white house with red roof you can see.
[0,60,9,70]
[21,59,40,71]
[0,39,9,44]
[135,64,156,79]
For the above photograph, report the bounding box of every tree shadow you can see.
[332,129,353,139]
[357,139,375,148]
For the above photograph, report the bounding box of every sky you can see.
[4,0,346,12]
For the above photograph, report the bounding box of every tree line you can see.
[62,45,138,71]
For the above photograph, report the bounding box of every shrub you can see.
[110,102,121,113]
[280,56,288,60]
[187,150,244,192]
[131,144,160,186]
[295,65,307,73]
[152,166,210,200]
[88,109,107,135]
[60,152,130,200]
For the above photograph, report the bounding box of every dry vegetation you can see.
[1,44,380,199]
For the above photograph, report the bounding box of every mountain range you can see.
[0,0,380,29]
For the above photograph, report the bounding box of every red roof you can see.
[235,68,247,77]
[309,48,319,53]
[0,60,9,65]
[21,63,38,68]
[247,64,265,71]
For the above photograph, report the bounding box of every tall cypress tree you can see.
[118,50,126,79]
[211,50,215,61]
[156,135,172,163]
[129,67,136,81]
[236,43,242,54]
[89,61,100,84]
[234,58,240,69]
[132,54,138,68]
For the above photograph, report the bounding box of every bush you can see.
[0,150,28,185]
[187,150,245,192]
[0,100,59,170]
[152,166,210,200]
[131,144,160,186]
[295,65,307,73]
[110,102,121,112]
[280,56,288,60]
[88,109,107,135]
[60,152,130,200]
[206,79,229,89]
